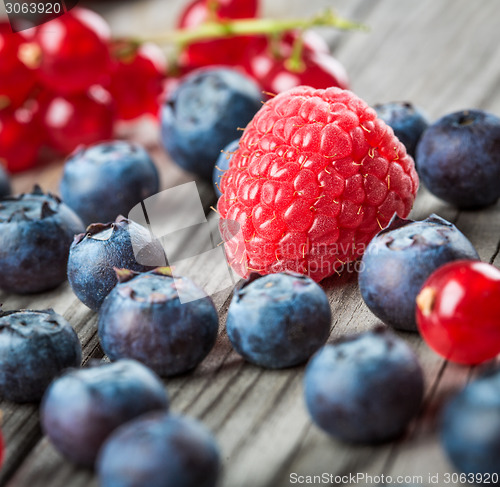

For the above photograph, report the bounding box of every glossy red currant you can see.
[109,42,166,121]
[0,104,42,172]
[179,0,258,27]
[0,22,37,108]
[39,86,115,155]
[416,260,500,365]
[178,0,259,67]
[244,31,349,94]
[35,8,111,95]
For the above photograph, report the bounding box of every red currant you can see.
[0,103,42,172]
[0,22,37,108]
[244,31,349,94]
[178,0,259,67]
[109,42,166,121]
[179,0,258,27]
[416,260,500,365]
[35,8,111,95]
[39,86,115,155]
[209,0,258,19]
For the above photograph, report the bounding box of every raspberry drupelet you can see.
[218,86,419,282]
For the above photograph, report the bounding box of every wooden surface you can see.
[2,0,500,486]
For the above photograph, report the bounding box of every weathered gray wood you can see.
[0,148,215,485]
[3,0,500,486]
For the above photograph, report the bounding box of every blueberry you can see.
[226,272,331,369]
[0,165,10,199]
[161,67,263,181]
[0,308,81,403]
[0,185,85,294]
[374,101,429,159]
[60,141,159,226]
[67,215,166,312]
[441,368,500,477]
[359,214,479,332]
[416,109,500,208]
[213,138,239,198]
[40,359,169,467]
[304,326,424,443]
[98,268,219,377]
[97,412,220,487]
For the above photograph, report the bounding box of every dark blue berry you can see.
[40,359,169,467]
[441,368,500,477]
[416,109,500,208]
[60,141,159,226]
[213,138,239,198]
[98,268,219,377]
[0,185,85,294]
[304,326,424,443]
[0,165,11,198]
[161,67,263,181]
[67,216,166,312]
[374,101,429,159]
[359,214,479,332]
[98,412,220,487]
[0,308,81,403]
[226,272,331,369]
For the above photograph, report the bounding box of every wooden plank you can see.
[203,0,500,483]
[340,0,500,117]
[325,0,500,483]
[221,188,449,487]
[0,144,216,485]
[369,198,500,487]
[3,0,500,485]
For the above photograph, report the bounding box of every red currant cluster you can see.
[0,0,351,173]
[0,8,166,173]
[177,0,349,95]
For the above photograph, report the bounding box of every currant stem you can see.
[416,286,437,317]
[206,0,220,22]
[0,96,10,111]
[140,9,366,48]
[285,34,306,73]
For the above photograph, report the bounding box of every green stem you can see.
[206,0,219,22]
[269,32,284,59]
[140,9,366,48]
[285,32,306,72]
[0,96,10,111]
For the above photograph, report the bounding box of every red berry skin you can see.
[35,8,111,95]
[0,104,42,172]
[262,51,348,94]
[109,42,166,121]
[209,0,259,19]
[40,86,115,155]
[416,260,500,365]
[178,0,258,28]
[218,86,419,282]
[0,22,37,108]
[177,0,259,67]
[244,33,349,94]
[243,32,325,78]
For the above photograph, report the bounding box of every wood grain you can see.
[2,0,500,486]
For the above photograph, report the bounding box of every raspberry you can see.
[218,86,419,282]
